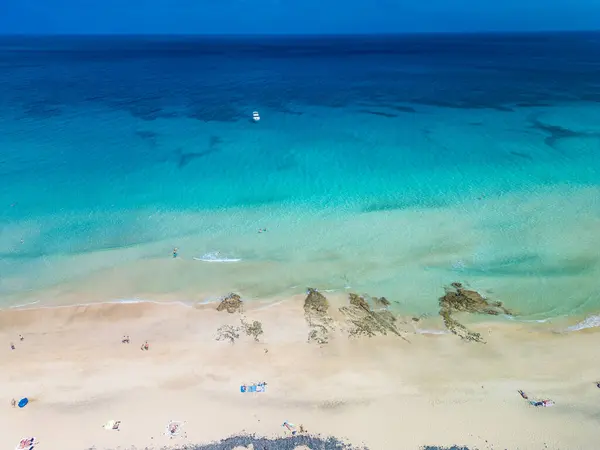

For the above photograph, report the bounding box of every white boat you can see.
[252,111,260,122]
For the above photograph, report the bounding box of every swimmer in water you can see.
[173,247,178,258]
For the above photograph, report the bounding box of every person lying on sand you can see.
[122,335,130,344]
[10,342,15,350]
[518,390,528,399]
[530,399,554,407]
[518,390,554,407]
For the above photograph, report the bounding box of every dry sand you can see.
[0,296,599,450]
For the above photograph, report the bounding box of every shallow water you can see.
[1,33,599,321]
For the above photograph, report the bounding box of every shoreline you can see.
[2,292,598,335]
[3,184,600,321]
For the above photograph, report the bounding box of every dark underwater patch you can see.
[509,151,534,160]
[22,101,63,118]
[135,130,159,144]
[458,253,598,277]
[174,135,223,168]
[362,197,448,213]
[391,104,418,113]
[529,115,583,149]
[358,109,398,118]
[410,98,514,112]
[515,101,554,107]
[186,104,242,122]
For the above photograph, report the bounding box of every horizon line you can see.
[1,29,600,38]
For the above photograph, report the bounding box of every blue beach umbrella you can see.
[18,398,28,408]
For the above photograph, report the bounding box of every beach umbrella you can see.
[18,398,28,408]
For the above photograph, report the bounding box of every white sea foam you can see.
[194,251,241,263]
[9,300,40,309]
[565,315,600,332]
[195,298,220,305]
[505,315,552,323]
[416,329,449,335]
[3,299,193,311]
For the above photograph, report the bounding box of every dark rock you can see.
[340,293,409,342]
[349,293,371,312]
[303,289,333,345]
[304,288,329,314]
[439,283,512,343]
[217,293,243,314]
[374,296,391,307]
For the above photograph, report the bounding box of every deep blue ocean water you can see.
[1,33,599,319]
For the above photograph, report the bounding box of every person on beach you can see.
[10,342,15,350]
[518,390,528,399]
[172,248,178,258]
[19,334,24,341]
[531,399,554,407]
[122,335,130,344]
[11,398,16,408]
[141,341,149,351]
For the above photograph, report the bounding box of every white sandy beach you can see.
[1,295,599,450]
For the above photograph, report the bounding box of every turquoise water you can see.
[1,34,600,319]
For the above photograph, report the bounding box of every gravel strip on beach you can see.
[100,435,482,449]
[101,433,367,449]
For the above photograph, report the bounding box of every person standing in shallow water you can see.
[172,247,178,258]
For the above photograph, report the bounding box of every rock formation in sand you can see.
[439,282,512,343]
[216,324,240,343]
[241,317,264,342]
[216,293,243,313]
[215,317,264,343]
[339,293,410,342]
[304,288,334,344]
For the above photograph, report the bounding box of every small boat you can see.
[252,111,260,122]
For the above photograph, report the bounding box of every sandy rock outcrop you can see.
[303,288,334,344]
[439,282,512,343]
[216,293,243,314]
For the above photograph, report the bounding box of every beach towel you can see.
[15,437,37,450]
[164,420,185,438]
[240,383,267,393]
[18,398,28,408]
